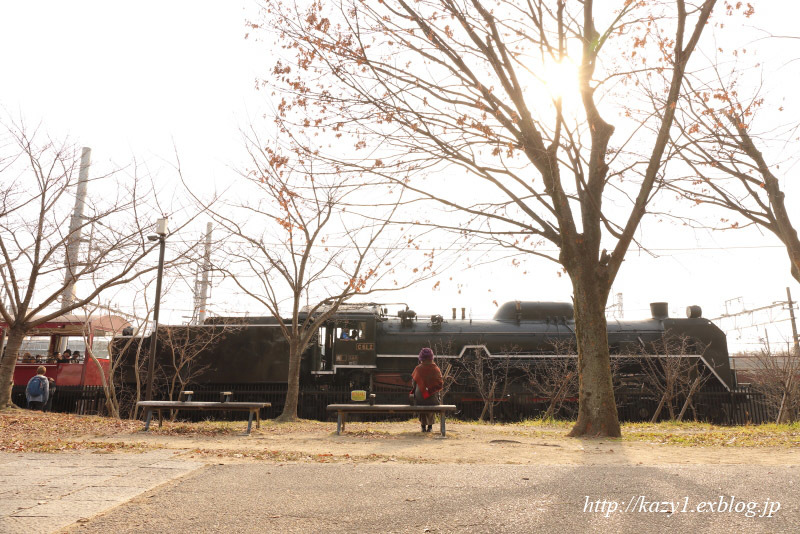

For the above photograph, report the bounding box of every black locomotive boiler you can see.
[118,300,735,397]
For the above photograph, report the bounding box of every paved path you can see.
[0,451,203,534]
[66,462,799,533]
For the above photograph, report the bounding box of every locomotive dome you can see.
[493,301,574,322]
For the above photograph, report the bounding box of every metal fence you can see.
[12,382,777,425]
[11,385,108,416]
[693,387,773,425]
[162,383,776,425]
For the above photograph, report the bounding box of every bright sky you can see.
[1,1,799,351]
[0,1,263,186]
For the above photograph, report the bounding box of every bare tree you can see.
[115,317,152,420]
[666,47,800,419]
[125,324,150,420]
[78,306,129,419]
[638,335,709,423]
[259,0,723,436]
[0,120,197,408]
[520,339,578,420]
[742,345,800,423]
[159,322,240,408]
[73,277,162,419]
[459,347,515,423]
[432,339,463,402]
[669,60,800,283]
[209,136,434,422]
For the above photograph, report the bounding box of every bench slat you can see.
[137,401,270,409]
[326,404,456,413]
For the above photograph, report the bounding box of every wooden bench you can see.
[326,404,458,437]
[137,391,271,435]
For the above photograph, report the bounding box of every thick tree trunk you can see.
[0,326,27,409]
[278,343,302,422]
[567,275,621,438]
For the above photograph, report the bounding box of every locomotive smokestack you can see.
[650,302,668,320]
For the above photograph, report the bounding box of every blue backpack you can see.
[27,376,45,397]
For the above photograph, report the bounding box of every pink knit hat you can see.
[418,347,434,361]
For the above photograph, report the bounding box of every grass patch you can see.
[499,419,800,447]
[515,417,575,429]
[620,421,800,447]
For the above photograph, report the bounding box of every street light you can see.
[145,217,168,402]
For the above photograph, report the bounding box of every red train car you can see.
[3,314,130,387]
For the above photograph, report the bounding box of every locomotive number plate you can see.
[356,343,375,351]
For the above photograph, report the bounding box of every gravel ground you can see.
[66,462,800,533]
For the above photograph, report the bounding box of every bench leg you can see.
[256,410,261,429]
[158,409,163,428]
[144,409,152,431]
[440,412,446,437]
[246,410,254,435]
[336,412,342,435]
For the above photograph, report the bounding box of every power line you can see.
[187,235,791,254]
[712,289,800,351]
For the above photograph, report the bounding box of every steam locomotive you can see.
[118,300,735,394]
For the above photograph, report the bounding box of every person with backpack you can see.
[25,366,50,410]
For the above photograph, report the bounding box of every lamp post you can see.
[145,217,168,402]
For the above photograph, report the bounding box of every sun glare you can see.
[518,56,581,116]
[543,59,579,99]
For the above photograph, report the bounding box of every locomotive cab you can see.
[310,307,378,378]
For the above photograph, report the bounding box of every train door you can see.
[311,326,334,375]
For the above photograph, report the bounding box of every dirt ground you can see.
[106,420,800,466]
[3,410,797,466]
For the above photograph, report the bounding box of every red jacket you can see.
[412,362,443,395]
